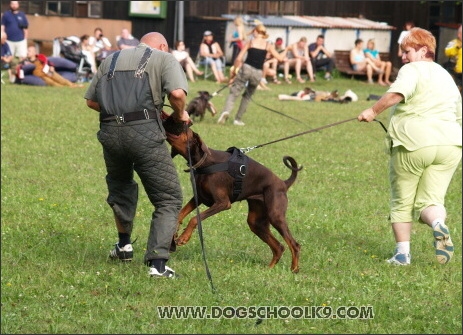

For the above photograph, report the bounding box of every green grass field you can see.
[1,72,461,334]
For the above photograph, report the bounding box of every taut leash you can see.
[240,117,388,153]
[250,97,310,126]
[240,117,358,153]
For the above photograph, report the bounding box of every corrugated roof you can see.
[222,14,395,30]
[222,14,307,27]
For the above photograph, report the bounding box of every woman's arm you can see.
[358,92,404,122]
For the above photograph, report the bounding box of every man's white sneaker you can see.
[109,243,133,261]
[149,265,177,278]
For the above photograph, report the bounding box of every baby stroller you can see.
[54,36,93,82]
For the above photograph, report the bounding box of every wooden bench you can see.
[334,50,396,79]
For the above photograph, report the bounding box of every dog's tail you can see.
[283,156,303,189]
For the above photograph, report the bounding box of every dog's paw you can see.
[175,232,192,246]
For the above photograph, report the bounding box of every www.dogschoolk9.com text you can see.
[157,305,374,320]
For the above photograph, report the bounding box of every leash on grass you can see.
[239,116,388,154]
[184,123,216,294]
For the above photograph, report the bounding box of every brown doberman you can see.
[162,114,302,273]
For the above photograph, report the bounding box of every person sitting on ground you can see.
[117,28,139,50]
[284,37,314,84]
[22,45,82,87]
[172,40,203,82]
[1,31,15,83]
[350,38,382,84]
[364,38,392,86]
[308,34,335,80]
[200,30,226,83]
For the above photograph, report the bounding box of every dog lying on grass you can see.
[186,91,217,121]
[161,113,303,273]
[278,87,357,103]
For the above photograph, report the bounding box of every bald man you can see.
[85,32,190,278]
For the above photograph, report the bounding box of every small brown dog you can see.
[162,115,302,273]
[186,91,217,121]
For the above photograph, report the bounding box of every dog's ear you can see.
[192,131,211,155]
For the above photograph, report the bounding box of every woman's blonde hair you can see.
[234,16,243,26]
[401,27,436,60]
[254,24,269,39]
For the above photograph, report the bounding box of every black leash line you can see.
[211,83,231,98]
[240,117,388,153]
[185,123,216,294]
[251,97,310,126]
[240,117,358,153]
[374,119,388,133]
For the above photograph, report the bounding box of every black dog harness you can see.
[194,147,248,202]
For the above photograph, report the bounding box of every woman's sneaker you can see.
[217,112,229,124]
[433,223,454,264]
[109,243,133,261]
[149,265,177,278]
[386,249,411,265]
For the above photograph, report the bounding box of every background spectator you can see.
[80,34,97,74]
[22,45,82,87]
[444,24,462,92]
[89,27,112,64]
[117,28,139,50]
[397,21,415,58]
[284,36,314,83]
[308,34,335,80]
[229,16,246,64]
[1,1,28,62]
[350,38,380,84]
[200,30,226,83]
[364,38,392,86]
[1,31,14,82]
[274,37,285,53]
[262,49,282,85]
[172,40,203,82]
